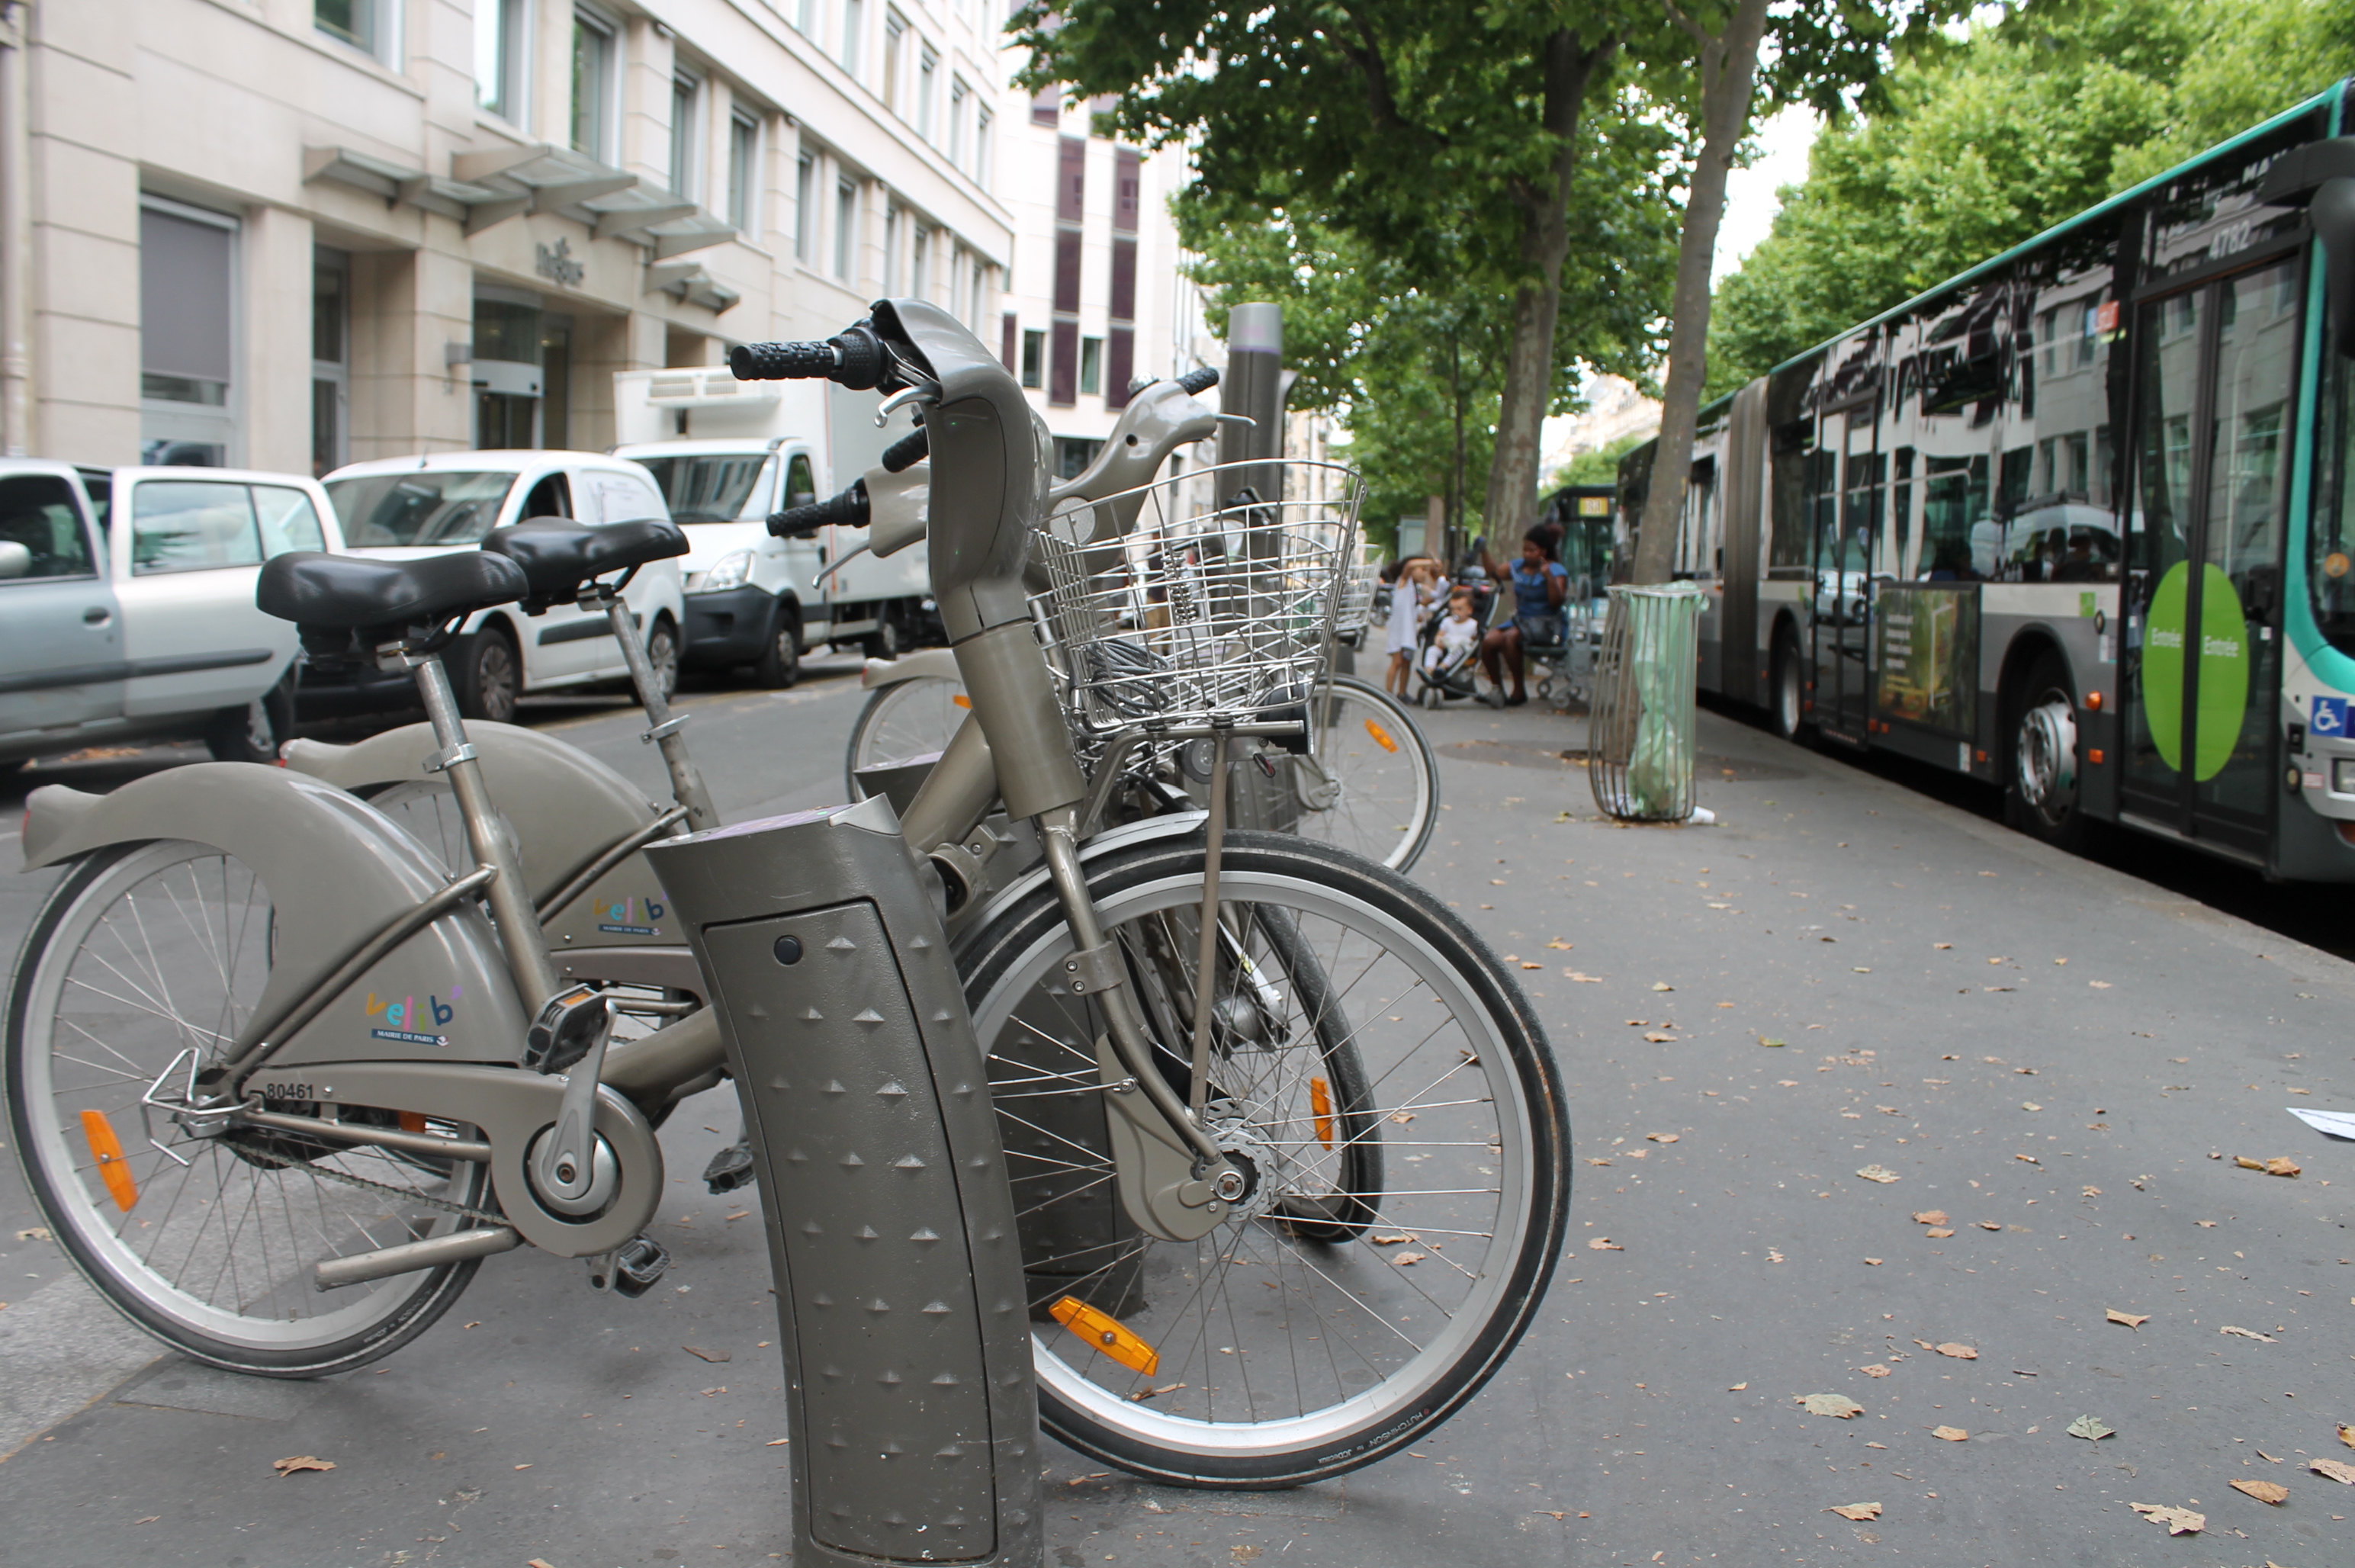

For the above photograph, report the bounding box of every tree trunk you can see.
[1480,31,1616,562]
[1628,0,1771,585]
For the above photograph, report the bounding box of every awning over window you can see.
[304,143,740,259]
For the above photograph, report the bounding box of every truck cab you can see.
[613,366,935,688]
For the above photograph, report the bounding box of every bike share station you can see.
[4,300,1566,1563]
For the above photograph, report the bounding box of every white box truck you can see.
[612,366,937,686]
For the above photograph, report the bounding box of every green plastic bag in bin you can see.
[1588,583,1704,821]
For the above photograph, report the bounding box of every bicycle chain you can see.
[236,1135,510,1229]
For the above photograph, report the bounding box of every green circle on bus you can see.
[2139,561,2249,781]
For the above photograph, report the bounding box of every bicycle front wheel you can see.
[5,840,490,1375]
[1291,675,1439,872]
[844,676,968,799]
[958,831,1569,1487]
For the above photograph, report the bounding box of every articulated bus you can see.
[1618,80,2355,881]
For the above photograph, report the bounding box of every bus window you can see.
[1918,454,1988,580]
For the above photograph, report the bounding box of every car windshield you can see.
[326,471,516,546]
[636,454,769,523]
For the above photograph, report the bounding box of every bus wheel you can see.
[1770,627,1806,742]
[2006,651,2087,851]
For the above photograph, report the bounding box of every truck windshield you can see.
[637,454,771,523]
[326,471,516,546]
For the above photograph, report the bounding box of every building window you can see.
[670,72,703,200]
[834,178,856,280]
[728,112,759,233]
[1030,85,1059,127]
[795,153,816,261]
[918,47,938,140]
[474,0,525,120]
[974,106,993,190]
[316,0,394,63]
[795,0,814,34]
[842,0,863,75]
[140,199,238,467]
[969,261,986,332]
[883,206,901,294]
[882,11,903,112]
[949,77,968,165]
[1020,329,1044,390]
[1054,437,1101,481]
[1080,336,1103,397]
[911,228,927,297]
[312,249,349,478]
[572,9,618,162]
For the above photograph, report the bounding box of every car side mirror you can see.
[0,539,30,579]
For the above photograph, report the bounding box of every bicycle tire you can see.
[5,839,487,1376]
[844,676,968,800]
[956,831,1569,1487]
[1293,674,1439,872]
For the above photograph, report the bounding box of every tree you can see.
[1009,2,1658,559]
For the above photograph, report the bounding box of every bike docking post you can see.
[642,795,1042,1568]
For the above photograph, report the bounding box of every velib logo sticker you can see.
[368,986,460,1047]
[598,894,665,937]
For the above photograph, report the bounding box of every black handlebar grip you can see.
[879,426,930,473]
[768,480,870,538]
[1178,366,1221,395]
[731,341,840,381]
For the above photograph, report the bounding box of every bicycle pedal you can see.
[525,983,611,1075]
[702,1139,758,1194]
[587,1235,671,1298]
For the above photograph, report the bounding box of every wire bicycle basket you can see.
[1031,461,1366,748]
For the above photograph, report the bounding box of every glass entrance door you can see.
[1811,403,1878,738]
[2121,257,2301,853]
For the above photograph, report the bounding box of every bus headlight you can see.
[699,549,754,593]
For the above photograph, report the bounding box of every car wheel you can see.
[204,668,295,764]
[753,606,802,689]
[644,615,681,702]
[455,623,521,724]
[2004,650,2087,851]
[863,616,900,662]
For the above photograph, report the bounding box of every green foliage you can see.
[1551,430,1653,491]
[1704,0,2355,400]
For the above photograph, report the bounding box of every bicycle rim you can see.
[1293,676,1438,872]
[847,677,969,798]
[7,840,488,1369]
[962,834,1566,1484]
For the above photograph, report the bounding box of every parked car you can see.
[316,451,686,722]
[1,461,342,767]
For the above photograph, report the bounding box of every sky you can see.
[1711,103,1821,286]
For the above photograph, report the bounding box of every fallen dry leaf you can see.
[1233,1547,1263,1563]
[530,1560,559,1568]
[1520,962,1544,970]
[1642,1032,1677,1043]
[2218,1325,2278,1343]
[1977,1221,2003,1231]
[2128,1502,2205,1535]
[1129,1383,1189,1403]
[1370,1232,1417,1245]
[2235,1155,2302,1177]
[766,1438,790,1446]
[2341,1423,2355,1449]
[1855,1165,1900,1184]
[1912,1210,1950,1226]
[1801,1393,1866,1419]
[1651,982,1674,992]
[2066,1415,2115,1441]
[1934,1343,1977,1361]
[1933,1426,1968,1442]
[14,1227,51,1242]
[1584,1157,1613,1166]
[2229,1478,2289,1505]
[1863,1257,1884,1266]
[1825,1502,1882,1521]
[1586,1238,1624,1252]
[1546,938,1574,949]
[1392,1252,1425,1266]
[1567,971,1603,983]
[1389,1111,1417,1124]
[683,1345,731,1363]
[1759,1036,1786,1047]
[1925,1227,1955,1239]
[2106,1309,2151,1329]
[1859,1364,1892,1378]
[1647,1133,1679,1144]
[272,1456,335,1478]
[1727,1382,1748,1391]
[2310,1457,2355,1484]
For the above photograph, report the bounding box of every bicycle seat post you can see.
[587,582,718,830]
[393,635,561,1011]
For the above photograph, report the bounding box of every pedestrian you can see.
[1477,530,1569,707]
[1385,555,1438,696]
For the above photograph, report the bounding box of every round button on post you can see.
[773,934,804,966]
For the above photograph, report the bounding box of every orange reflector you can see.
[80,1109,137,1212]
[1049,1296,1160,1376]
[398,1111,429,1134]
[1364,718,1399,753]
[1309,1076,1335,1149]
[2088,748,2105,766]
[2085,690,2103,712]
[953,694,972,709]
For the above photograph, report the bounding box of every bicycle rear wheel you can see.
[957,831,1569,1487]
[845,676,968,798]
[5,840,490,1375]
[1290,675,1438,872]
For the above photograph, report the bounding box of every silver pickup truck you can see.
[1,460,344,767]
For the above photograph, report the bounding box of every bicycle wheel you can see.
[844,676,969,798]
[958,831,1569,1487]
[1291,675,1439,872]
[5,840,490,1375]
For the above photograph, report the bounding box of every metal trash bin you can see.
[1587,583,1705,822]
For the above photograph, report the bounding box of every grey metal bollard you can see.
[644,794,1043,1568]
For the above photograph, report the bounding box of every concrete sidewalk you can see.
[2,694,2349,1566]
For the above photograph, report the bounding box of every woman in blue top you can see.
[1476,530,1569,707]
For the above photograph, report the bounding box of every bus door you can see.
[2120,255,2299,856]
[1811,401,1879,739]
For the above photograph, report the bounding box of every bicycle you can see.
[5,519,1044,1562]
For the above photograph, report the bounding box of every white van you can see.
[316,450,686,722]
[613,367,933,688]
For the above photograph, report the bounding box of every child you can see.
[1425,587,1482,671]
[1384,556,1439,696]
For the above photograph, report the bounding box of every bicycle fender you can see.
[859,646,962,689]
[19,763,526,1067]
[947,808,1208,965]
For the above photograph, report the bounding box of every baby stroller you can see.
[1415,577,1500,708]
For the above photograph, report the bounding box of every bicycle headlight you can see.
[699,549,754,593]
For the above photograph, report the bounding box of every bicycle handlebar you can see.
[879,425,929,473]
[767,479,869,538]
[1176,366,1220,396]
[730,322,894,392]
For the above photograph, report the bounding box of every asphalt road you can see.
[1,667,2350,1566]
